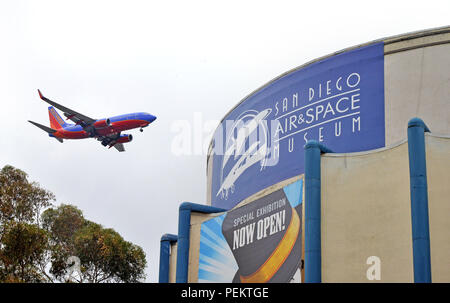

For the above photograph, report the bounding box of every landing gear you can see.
[140,128,144,132]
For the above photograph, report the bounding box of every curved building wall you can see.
[206,26,450,210]
[182,27,450,284]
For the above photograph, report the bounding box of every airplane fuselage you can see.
[29,90,156,152]
[52,112,156,139]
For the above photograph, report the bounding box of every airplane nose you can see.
[147,114,156,123]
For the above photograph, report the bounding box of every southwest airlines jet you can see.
[28,90,156,152]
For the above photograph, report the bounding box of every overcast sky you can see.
[1,0,449,282]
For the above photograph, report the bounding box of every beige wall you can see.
[321,142,413,282]
[426,134,450,282]
[168,242,178,283]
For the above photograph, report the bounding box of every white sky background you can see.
[0,0,449,282]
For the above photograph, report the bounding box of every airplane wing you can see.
[114,143,125,152]
[37,89,96,126]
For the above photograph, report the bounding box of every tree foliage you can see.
[0,165,147,283]
[0,165,54,227]
[0,221,48,282]
[42,206,147,283]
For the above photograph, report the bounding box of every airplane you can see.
[28,90,157,152]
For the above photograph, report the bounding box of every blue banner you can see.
[211,43,385,209]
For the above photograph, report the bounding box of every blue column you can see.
[407,117,432,283]
[304,140,332,283]
[159,234,178,283]
[176,202,226,283]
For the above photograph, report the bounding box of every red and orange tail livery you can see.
[48,106,67,129]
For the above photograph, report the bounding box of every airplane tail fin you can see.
[48,106,67,129]
[28,120,63,143]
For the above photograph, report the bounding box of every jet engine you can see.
[116,134,133,143]
[93,118,111,129]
